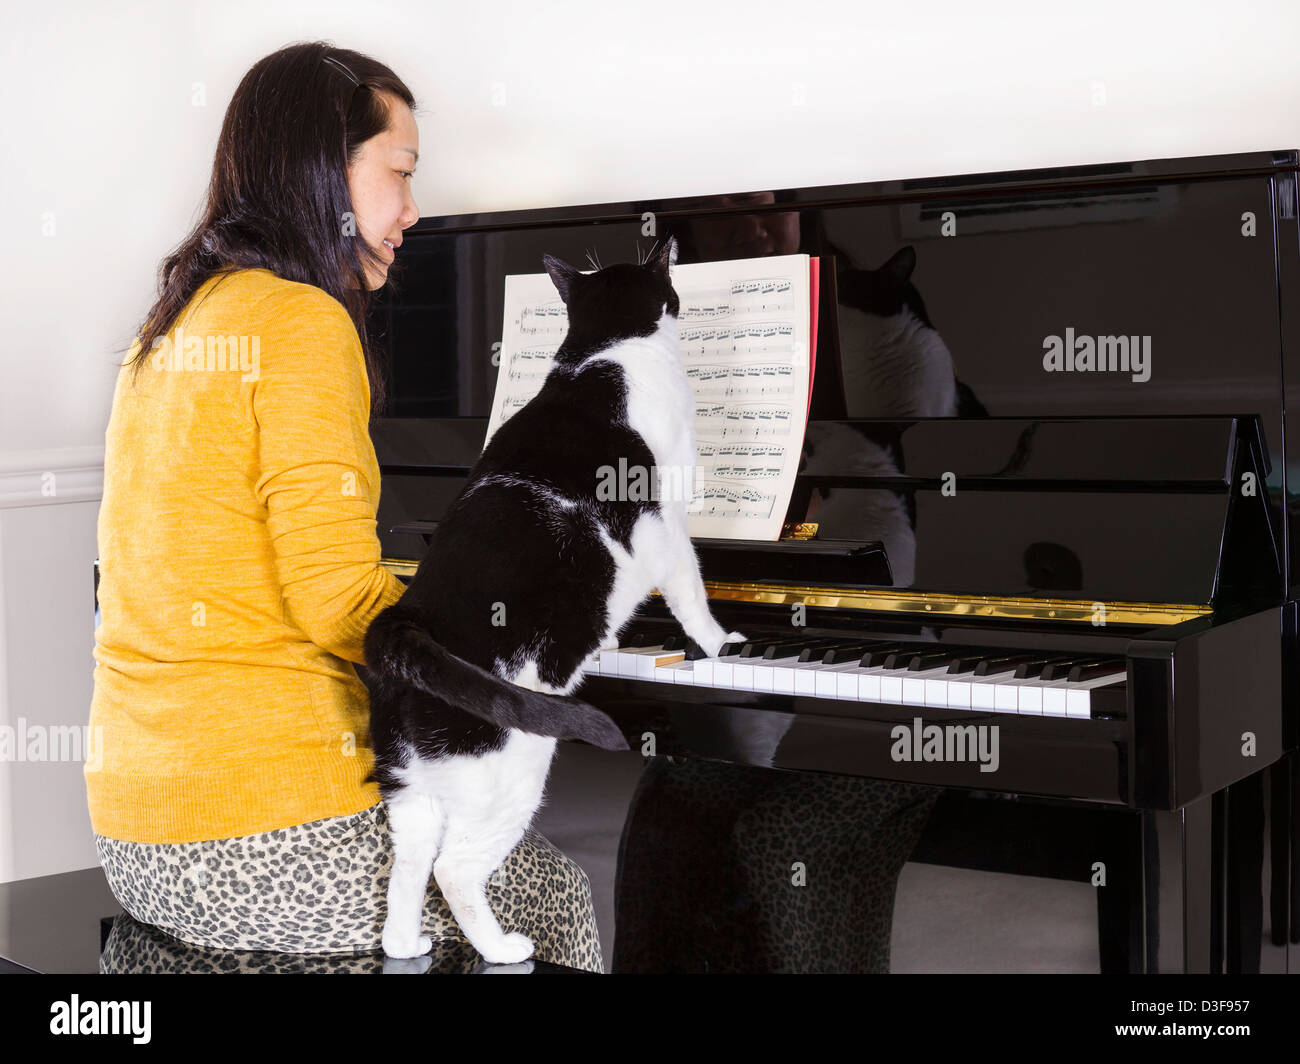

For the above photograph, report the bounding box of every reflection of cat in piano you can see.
[363,236,742,963]
[837,244,985,419]
[806,246,986,587]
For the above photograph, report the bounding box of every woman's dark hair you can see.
[122,41,416,414]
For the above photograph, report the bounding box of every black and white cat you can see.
[363,236,742,963]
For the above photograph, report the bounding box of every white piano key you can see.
[749,653,803,692]
[794,661,820,695]
[619,645,670,678]
[969,670,1017,709]
[1042,681,1070,717]
[993,681,1020,713]
[828,662,894,701]
[1017,681,1045,716]
[766,657,826,695]
[771,662,797,694]
[992,675,1056,714]
[816,658,878,702]
[598,648,623,676]
[1065,673,1126,718]
[635,649,686,679]
[899,665,954,706]
[668,661,696,685]
[763,658,831,696]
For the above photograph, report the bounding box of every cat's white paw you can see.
[479,931,534,966]
[382,929,433,959]
[705,630,747,656]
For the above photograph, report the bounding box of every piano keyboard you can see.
[580,629,1127,719]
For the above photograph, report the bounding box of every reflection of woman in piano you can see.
[87,42,601,971]
[611,209,943,972]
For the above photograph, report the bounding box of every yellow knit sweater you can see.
[88,268,407,844]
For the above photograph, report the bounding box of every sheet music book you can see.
[485,254,818,540]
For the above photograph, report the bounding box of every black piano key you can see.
[883,651,930,670]
[1040,658,1110,682]
[798,640,862,662]
[905,648,967,672]
[1013,655,1086,681]
[718,641,746,657]
[946,654,988,674]
[737,638,787,658]
[624,627,675,649]
[821,644,879,664]
[861,646,909,668]
[763,638,837,660]
[1011,657,1072,679]
[681,640,709,661]
[1068,661,1127,683]
[957,653,1037,676]
[660,634,689,651]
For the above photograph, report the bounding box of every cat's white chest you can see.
[596,317,697,475]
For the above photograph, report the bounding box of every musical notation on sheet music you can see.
[680,324,797,360]
[687,361,796,398]
[487,254,812,539]
[690,483,780,520]
[696,403,794,438]
[680,278,797,321]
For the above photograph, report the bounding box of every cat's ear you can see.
[648,236,678,274]
[543,254,582,304]
[881,245,917,281]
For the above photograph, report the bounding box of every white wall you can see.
[2,0,1298,880]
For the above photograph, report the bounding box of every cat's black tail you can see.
[363,607,629,751]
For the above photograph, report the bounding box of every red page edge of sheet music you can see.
[807,256,819,420]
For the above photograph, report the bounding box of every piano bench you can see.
[98,913,591,973]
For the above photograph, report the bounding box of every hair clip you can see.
[322,55,360,87]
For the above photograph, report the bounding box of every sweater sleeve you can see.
[252,287,405,665]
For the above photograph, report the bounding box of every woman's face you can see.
[348,91,420,290]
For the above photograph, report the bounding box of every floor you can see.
[533,742,1101,973]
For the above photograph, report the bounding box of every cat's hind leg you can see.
[381,785,445,958]
[432,732,556,965]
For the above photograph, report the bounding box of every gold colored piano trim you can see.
[689,581,1210,626]
[380,560,1209,625]
[382,558,419,578]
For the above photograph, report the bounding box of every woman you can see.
[87,41,602,972]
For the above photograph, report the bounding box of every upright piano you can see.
[367,149,1300,973]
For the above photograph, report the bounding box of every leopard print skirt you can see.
[94,801,603,973]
